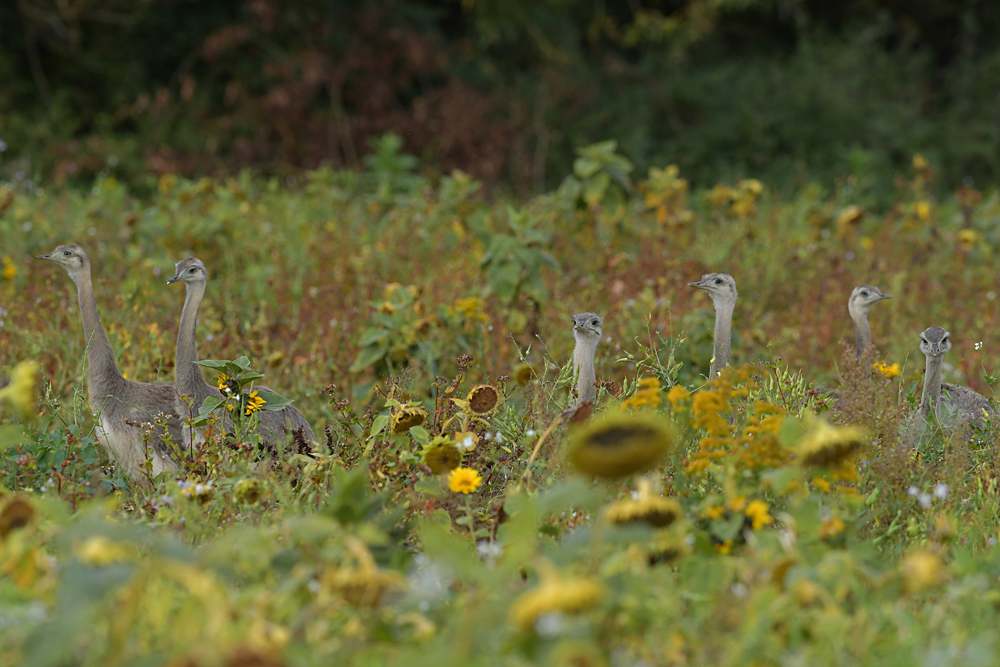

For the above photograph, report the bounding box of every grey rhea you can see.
[848,285,891,356]
[37,244,181,483]
[917,326,993,427]
[570,312,603,406]
[167,257,316,448]
[689,273,738,379]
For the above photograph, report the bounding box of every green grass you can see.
[3,144,1000,666]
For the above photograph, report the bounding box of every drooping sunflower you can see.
[0,494,36,540]
[797,419,866,468]
[390,405,428,434]
[604,478,682,528]
[466,384,501,416]
[508,565,605,631]
[566,412,674,479]
[234,478,263,504]
[423,438,463,475]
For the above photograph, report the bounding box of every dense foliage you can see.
[3,144,1000,664]
[4,0,1000,195]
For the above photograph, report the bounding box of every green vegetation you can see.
[3,143,1000,665]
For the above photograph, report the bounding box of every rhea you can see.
[36,244,181,483]
[167,257,316,448]
[848,285,891,356]
[570,312,603,407]
[917,326,993,427]
[689,273,738,379]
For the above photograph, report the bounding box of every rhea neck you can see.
[176,279,213,395]
[710,297,735,379]
[69,264,124,396]
[849,303,872,356]
[572,329,600,405]
[919,352,943,418]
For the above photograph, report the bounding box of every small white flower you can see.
[525,429,535,437]
[990,537,998,547]
[918,493,932,509]
[907,486,919,497]
[224,386,231,393]
[495,432,503,443]
[461,436,474,451]
[976,342,983,351]
[934,483,948,499]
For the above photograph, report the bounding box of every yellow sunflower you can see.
[566,412,674,479]
[447,467,482,494]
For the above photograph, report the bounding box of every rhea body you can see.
[917,326,993,427]
[689,273,738,379]
[37,244,181,483]
[571,313,603,406]
[168,257,316,448]
[848,285,891,356]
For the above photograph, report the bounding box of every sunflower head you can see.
[566,413,674,479]
[234,479,263,504]
[508,571,605,631]
[797,419,866,468]
[466,384,501,415]
[0,495,36,540]
[422,437,463,475]
[604,478,682,528]
[447,467,482,494]
[0,361,39,422]
[390,405,428,434]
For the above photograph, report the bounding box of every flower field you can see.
[3,141,1000,665]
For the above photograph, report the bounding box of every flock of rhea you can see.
[572,273,994,428]
[34,243,993,485]
[37,244,314,485]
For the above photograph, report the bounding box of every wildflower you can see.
[714,540,734,555]
[0,361,39,422]
[975,342,983,351]
[872,361,900,379]
[604,478,682,528]
[447,467,482,494]
[390,405,427,434]
[912,153,929,170]
[915,201,931,221]
[1,257,15,280]
[508,567,604,631]
[918,493,932,509]
[452,296,488,322]
[900,550,945,593]
[703,505,725,520]
[243,390,265,416]
[907,486,919,497]
[0,495,35,540]
[958,229,978,251]
[836,205,865,228]
[819,516,845,539]
[621,376,661,409]
[666,385,691,407]
[934,483,948,500]
[744,500,772,530]
[812,478,831,493]
[234,479,262,504]
[797,419,865,468]
[423,438,463,475]
[180,479,214,503]
[860,236,874,251]
[75,536,132,566]
[466,384,500,415]
[565,412,674,479]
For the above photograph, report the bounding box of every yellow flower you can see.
[836,205,865,228]
[75,536,132,566]
[0,361,39,422]
[703,505,725,519]
[604,478,682,528]
[508,568,605,631]
[0,495,35,540]
[180,479,215,503]
[819,516,845,539]
[466,384,501,415]
[744,500,772,530]
[957,228,978,251]
[447,467,482,494]
[234,479,262,504]
[714,540,734,555]
[797,419,865,468]
[813,477,831,493]
[423,438,463,475]
[915,200,931,221]
[900,550,946,593]
[621,377,661,409]
[452,296,488,322]
[390,405,427,434]
[1,257,16,280]
[872,361,900,379]
[244,390,265,416]
[566,412,674,479]
[860,236,874,251]
[666,385,691,407]
[912,153,929,170]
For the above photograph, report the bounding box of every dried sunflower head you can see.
[422,437,463,475]
[508,569,605,631]
[234,478,262,504]
[798,420,866,468]
[391,405,428,434]
[0,494,35,540]
[566,413,674,479]
[605,495,681,528]
[466,385,501,415]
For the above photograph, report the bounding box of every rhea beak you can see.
[36,252,54,260]
[879,293,892,300]
[688,280,707,291]
[166,271,182,285]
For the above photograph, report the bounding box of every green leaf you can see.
[0,424,25,451]
[370,414,390,438]
[198,396,224,417]
[234,356,252,370]
[194,359,231,370]
[256,391,294,412]
[350,345,389,372]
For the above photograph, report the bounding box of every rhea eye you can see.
[591,319,599,326]
[188,267,196,273]
[63,251,71,257]
[861,291,869,297]
[715,278,723,285]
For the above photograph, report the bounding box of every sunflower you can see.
[243,390,266,416]
[0,361,39,422]
[423,438,463,474]
[447,467,482,494]
[234,478,262,504]
[900,550,946,593]
[645,533,689,565]
[604,478,681,528]
[466,385,501,415]
[0,495,35,540]
[797,419,866,468]
[566,412,674,479]
[390,405,428,434]
[514,363,535,386]
[508,566,605,631]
